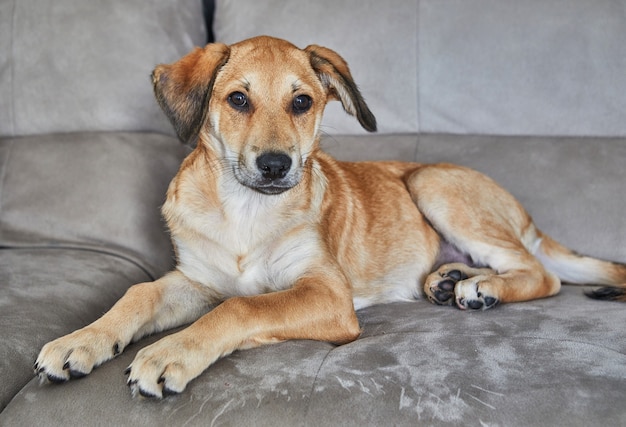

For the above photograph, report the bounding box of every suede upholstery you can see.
[0,0,206,137]
[1,1,625,426]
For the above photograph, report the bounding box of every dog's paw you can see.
[455,278,499,310]
[126,334,209,399]
[425,268,469,306]
[35,328,121,384]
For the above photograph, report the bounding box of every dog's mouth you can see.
[233,166,302,195]
[229,151,304,195]
[247,180,296,195]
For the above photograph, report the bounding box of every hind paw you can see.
[454,279,499,310]
[585,286,626,301]
[425,264,499,310]
[426,268,469,306]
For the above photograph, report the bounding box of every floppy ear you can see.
[152,43,230,143]
[305,45,377,132]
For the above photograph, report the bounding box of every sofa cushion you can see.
[2,133,624,424]
[0,132,189,278]
[0,248,152,412]
[2,286,624,426]
[213,0,419,135]
[0,0,206,137]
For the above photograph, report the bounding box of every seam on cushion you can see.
[0,244,157,281]
[0,139,15,233]
[415,0,422,134]
[302,345,334,426]
[9,0,17,135]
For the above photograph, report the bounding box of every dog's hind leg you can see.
[406,164,561,310]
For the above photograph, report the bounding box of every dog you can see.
[35,36,626,399]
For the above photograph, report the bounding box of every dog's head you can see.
[152,36,376,195]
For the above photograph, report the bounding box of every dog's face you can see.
[207,38,328,194]
[152,36,376,194]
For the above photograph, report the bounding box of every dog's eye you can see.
[292,95,312,114]
[228,92,249,111]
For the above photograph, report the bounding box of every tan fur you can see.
[35,36,626,398]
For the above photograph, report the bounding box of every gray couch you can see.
[1,1,625,425]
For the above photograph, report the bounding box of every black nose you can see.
[256,152,292,180]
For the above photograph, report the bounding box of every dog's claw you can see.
[68,369,88,379]
[162,386,180,398]
[137,387,160,399]
[46,373,68,384]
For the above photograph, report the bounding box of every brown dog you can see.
[35,36,626,398]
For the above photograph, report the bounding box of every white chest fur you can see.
[169,183,323,300]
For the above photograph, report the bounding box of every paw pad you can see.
[429,269,471,306]
[457,294,499,310]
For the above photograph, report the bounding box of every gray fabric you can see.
[0,132,188,278]
[213,0,420,135]
[2,287,624,426]
[418,0,626,136]
[0,248,152,412]
[321,134,418,162]
[0,0,206,137]
[214,0,626,137]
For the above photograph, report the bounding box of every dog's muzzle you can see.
[235,151,300,195]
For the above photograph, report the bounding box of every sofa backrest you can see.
[0,0,207,138]
[212,0,626,137]
[5,0,624,139]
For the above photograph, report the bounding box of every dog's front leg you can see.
[126,273,360,398]
[35,271,210,383]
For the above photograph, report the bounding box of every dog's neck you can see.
[163,145,324,252]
